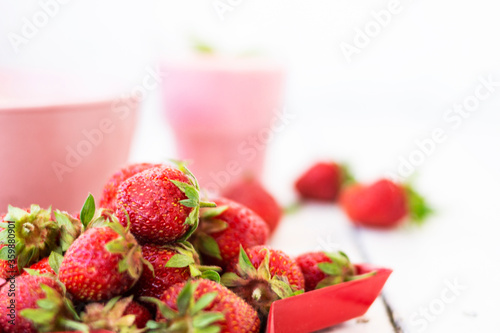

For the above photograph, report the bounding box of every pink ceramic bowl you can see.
[0,72,138,214]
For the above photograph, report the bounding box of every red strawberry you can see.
[340,179,432,228]
[295,251,375,291]
[100,163,160,211]
[58,222,146,302]
[0,275,66,333]
[145,279,260,333]
[0,228,19,280]
[295,161,354,201]
[222,246,304,316]
[193,198,269,269]
[21,256,55,276]
[124,299,152,329]
[115,164,215,244]
[0,205,59,278]
[133,242,220,300]
[80,296,152,331]
[222,177,283,234]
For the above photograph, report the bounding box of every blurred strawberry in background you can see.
[295,161,354,202]
[340,179,432,229]
[222,177,283,234]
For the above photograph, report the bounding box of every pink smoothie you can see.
[161,56,285,193]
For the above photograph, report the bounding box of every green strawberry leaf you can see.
[141,297,177,320]
[23,268,41,276]
[236,246,257,278]
[194,326,221,333]
[404,184,433,224]
[192,312,225,328]
[269,276,302,299]
[317,262,341,276]
[48,251,64,275]
[200,206,228,219]
[80,194,96,228]
[165,254,195,268]
[220,272,245,287]
[198,234,222,260]
[316,275,343,289]
[340,163,356,187]
[0,246,10,260]
[257,250,271,281]
[202,219,229,234]
[192,292,218,314]
[201,270,221,283]
[177,281,197,315]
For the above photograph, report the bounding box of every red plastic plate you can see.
[266,264,392,333]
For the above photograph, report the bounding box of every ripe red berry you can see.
[296,251,357,291]
[341,179,431,228]
[222,246,304,316]
[222,177,282,234]
[100,163,160,211]
[0,275,62,333]
[58,224,144,302]
[295,162,353,201]
[21,257,55,276]
[115,165,214,244]
[194,198,269,269]
[132,244,193,299]
[149,279,260,333]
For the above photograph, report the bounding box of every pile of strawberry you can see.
[0,163,372,333]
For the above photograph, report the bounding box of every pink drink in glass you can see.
[161,56,285,193]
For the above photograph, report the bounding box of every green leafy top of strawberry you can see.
[142,281,225,333]
[164,241,221,282]
[104,220,153,281]
[404,183,433,225]
[23,251,63,277]
[169,161,216,241]
[20,282,87,333]
[192,205,229,260]
[79,296,147,333]
[221,246,303,316]
[0,205,58,273]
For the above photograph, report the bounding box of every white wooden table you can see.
[131,91,500,333]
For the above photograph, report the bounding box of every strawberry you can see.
[100,163,160,211]
[296,251,374,291]
[80,296,152,331]
[123,299,152,329]
[144,279,260,333]
[340,179,432,228]
[295,161,354,201]
[58,221,148,302]
[222,246,304,317]
[222,177,283,234]
[115,164,215,244]
[193,198,269,269]
[0,275,73,333]
[21,256,54,276]
[0,205,59,278]
[133,242,220,300]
